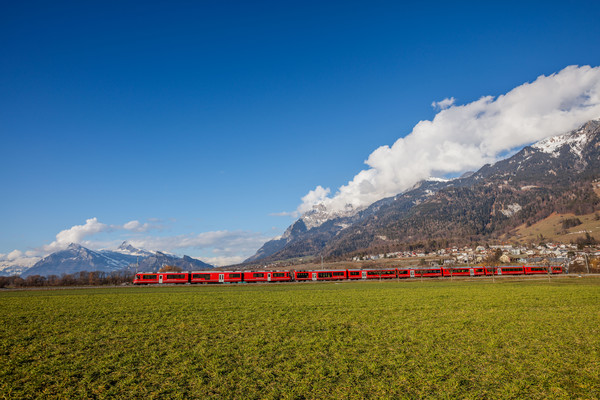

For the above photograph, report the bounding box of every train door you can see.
[267,273,271,282]
[469,268,474,277]
[410,270,415,278]
[497,267,502,276]
[219,274,224,283]
[312,272,317,281]
[362,271,367,280]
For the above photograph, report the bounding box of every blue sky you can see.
[2,1,600,265]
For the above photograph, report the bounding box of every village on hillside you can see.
[349,242,600,273]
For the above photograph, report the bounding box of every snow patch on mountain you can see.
[500,203,522,217]
[300,203,363,230]
[532,120,598,157]
[426,177,450,183]
[110,241,154,257]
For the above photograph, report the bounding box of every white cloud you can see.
[298,65,600,215]
[4,217,270,269]
[0,250,41,269]
[201,255,248,267]
[127,230,270,253]
[298,185,331,216]
[123,220,152,232]
[7,250,24,260]
[44,217,109,252]
[269,211,298,217]
[432,97,456,110]
[125,230,272,265]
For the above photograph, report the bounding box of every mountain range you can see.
[14,242,213,277]
[246,119,600,263]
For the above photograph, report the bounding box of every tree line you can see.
[0,270,134,288]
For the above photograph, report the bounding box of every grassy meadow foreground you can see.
[1,278,599,399]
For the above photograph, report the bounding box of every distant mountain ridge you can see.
[246,118,600,263]
[20,242,213,277]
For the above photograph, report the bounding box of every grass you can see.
[511,211,600,243]
[1,277,599,399]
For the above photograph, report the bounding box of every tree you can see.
[159,265,182,272]
[486,248,503,265]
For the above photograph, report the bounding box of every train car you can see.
[347,269,364,280]
[159,272,189,284]
[496,266,525,275]
[190,271,243,284]
[294,270,347,281]
[551,266,563,274]
[397,269,411,278]
[442,267,486,277]
[367,269,397,279]
[243,271,292,283]
[346,269,397,279]
[524,266,549,275]
[133,273,160,284]
[413,268,443,278]
[133,272,189,284]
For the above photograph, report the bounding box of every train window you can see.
[296,273,309,279]
[253,273,265,278]
[398,270,409,274]
[422,269,440,274]
[318,272,332,278]
[333,272,345,277]
[349,271,360,276]
[273,273,286,278]
[142,275,157,280]
[382,271,395,275]
[451,269,469,274]
[192,274,211,280]
[166,274,185,279]
[230,274,241,278]
[367,271,378,276]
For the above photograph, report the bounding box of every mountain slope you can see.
[248,119,600,262]
[22,242,214,277]
[22,243,133,277]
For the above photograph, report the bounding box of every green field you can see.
[1,277,599,399]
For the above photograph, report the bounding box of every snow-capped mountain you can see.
[19,242,214,277]
[22,243,134,277]
[246,118,600,263]
[0,253,41,276]
[0,261,38,277]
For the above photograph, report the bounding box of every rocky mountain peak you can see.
[532,118,599,158]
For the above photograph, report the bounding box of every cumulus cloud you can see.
[431,97,456,110]
[2,217,270,269]
[297,185,331,215]
[298,65,600,215]
[126,230,269,255]
[269,211,297,217]
[35,218,163,254]
[0,250,41,268]
[125,230,271,266]
[122,220,153,232]
[201,255,248,267]
[44,217,109,252]
[7,250,24,260]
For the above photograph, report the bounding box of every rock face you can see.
[247,119,600,263]
[21,242,214,277]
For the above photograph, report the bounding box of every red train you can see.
[133,265,563,284]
